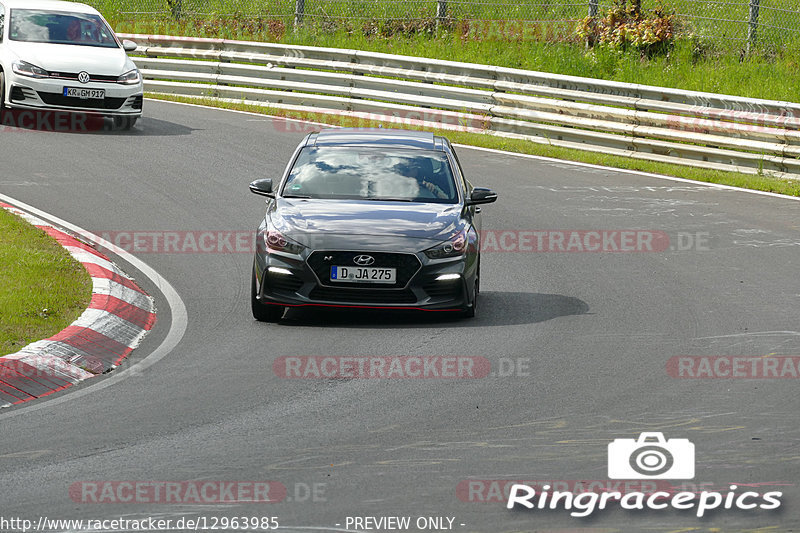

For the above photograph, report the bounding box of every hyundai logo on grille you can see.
[353,255,375,266]
[77,71,90,84]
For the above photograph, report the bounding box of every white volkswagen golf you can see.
[0,0,143,129]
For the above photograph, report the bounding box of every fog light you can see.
[436,273,461,281]
[268,267,293,275]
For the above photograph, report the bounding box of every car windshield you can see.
[9,9,118,48]
[282,147,459,203]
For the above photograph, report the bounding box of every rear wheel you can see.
[251,264,284,322]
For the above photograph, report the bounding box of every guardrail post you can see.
[589,0,599,17]
[747,0,760,53]
[294,0,305,27]
[436,0,447,25]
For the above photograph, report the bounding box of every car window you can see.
[9,9,117,48]
[282,147,459,203]
[448,143,471,192]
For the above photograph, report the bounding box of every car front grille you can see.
[48,72,120,83]
[37,92,127,110]
[309,286,417,304]
[307,251,421,288]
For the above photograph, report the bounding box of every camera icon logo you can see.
[608,432,694,479]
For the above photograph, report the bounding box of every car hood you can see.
[270,198,465,249]
[7,42,129,75]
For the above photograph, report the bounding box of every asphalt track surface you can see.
[1,101,799,532]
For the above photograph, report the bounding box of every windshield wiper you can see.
[282,194,312,199]
[364,197,416,202]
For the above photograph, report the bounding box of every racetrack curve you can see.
[1,101,799,532]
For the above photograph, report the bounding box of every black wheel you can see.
[463,265,479,318]
[0,71,6,119]
[251,264,284,322]
[113,115,138,130]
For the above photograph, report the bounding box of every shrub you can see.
[167,0,182,20]
[577,0,682,56]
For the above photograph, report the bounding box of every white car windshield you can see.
[9,9,118,48]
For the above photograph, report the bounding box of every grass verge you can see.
[114,19,800,102]
[148,93,800,197]
[0,209,92,357]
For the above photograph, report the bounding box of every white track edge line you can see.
[0,193,188,420]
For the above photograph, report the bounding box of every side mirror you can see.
[465,187,497,206]
[122,39,138,52]
[249,178,274,198]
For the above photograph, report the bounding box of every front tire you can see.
[251,264,284,322]
[462,266,479,318]
[0,71,6,119]
[113,115,138,130]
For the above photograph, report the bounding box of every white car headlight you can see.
[117,69,141,85]
[12,60,49,78]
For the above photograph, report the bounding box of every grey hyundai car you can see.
[249,128,497,322]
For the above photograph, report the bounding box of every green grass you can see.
[82,0,800,34]
[148,93,800,197]
[111,16,800,102]
[85,0,800,52]
[0,209,93,357]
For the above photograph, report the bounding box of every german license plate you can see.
[63,87,105,100]
[331,266,396,284]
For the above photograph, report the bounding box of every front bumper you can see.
[5,75,143,116]
[253,244,474,312]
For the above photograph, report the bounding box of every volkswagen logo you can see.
[77,71,90,84]
[353,255,375,266]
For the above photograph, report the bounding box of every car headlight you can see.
[12,60,49,79]
[264,229,305,255]
[117,69,141,85]
[424,228,468,259]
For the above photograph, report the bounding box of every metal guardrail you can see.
[120,34,800,178]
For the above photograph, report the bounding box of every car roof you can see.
[0,0,99,13]
[309,128,441,150]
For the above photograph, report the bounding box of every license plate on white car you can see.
[331,266,396,284]
[63,87,105,100]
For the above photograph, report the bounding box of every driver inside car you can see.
[406,160,449,200]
